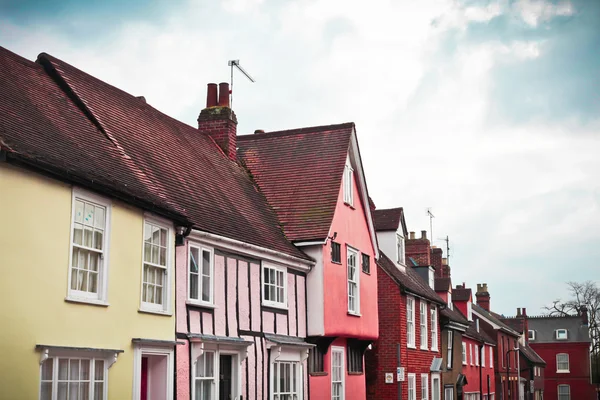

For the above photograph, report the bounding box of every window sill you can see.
[262,305,289,314]
[309,372,328,377]
[65,296,109,307]
[431,347,439,352]
[362,270,371,275]
[556,370,570,374]
[331,260,342,265]
[138,308,172,317]
[344,202,355,209]
[407,344,417,350]
[347,312,361,317]
[348,371,363,376]
[186,300,217,309]
[420,347,429,351]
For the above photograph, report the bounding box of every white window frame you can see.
[490,346,493,367]
[187,243,214,306]
[475,345,479,366]
[343,157,354,206]
[420,302,428,350]
[556,353,569,373]
[397,234,405,265]
[262,263,288,309]
[39,348,117,400]
[132,345,174,400]
[272,360,301,400]
[462,342,467,365]
[408,373,416,400]
[444,387,454,400]
[192,349,216,400]
[447,292,453,310]
[421,373,429,400]
[470,343,474,365]
[431,306,438,351]
[407,296,416,348]
[556,329,568,340]
[67,189,111,305]
[447,331,453,369]
[467,301,472,321]
[347,247,360,315]
[331,346,345,400]
[558,384,570,400]
[528,330,535,341]
[431,373,441,400]
[140,217,172,314]
[482,345,485,367]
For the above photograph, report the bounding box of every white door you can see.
[331,347,345,400]
[431,374,440,400]
[519,382,525,400]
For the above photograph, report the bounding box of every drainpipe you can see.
[515,345,521,400]
[479,344,483,400]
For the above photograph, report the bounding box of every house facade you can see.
[238,123,379,399]
[0,46,184,400]
[366,209,444,400]
[528,313,594,400]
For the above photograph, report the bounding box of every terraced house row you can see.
[0,45,594,400]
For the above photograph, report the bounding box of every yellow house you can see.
[0,46,187,399]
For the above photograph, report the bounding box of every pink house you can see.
[175,84,316,400]
[238,123,379,400]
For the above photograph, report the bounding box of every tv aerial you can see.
[228,60,255,108]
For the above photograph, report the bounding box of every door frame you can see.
[132,345,174,400]
[331,346,345,400]
[218,350,240,400]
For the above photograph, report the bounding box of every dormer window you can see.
[556,329,568,340]
[528,330,535,341]
[467,301,472,321]
[343,158,353,206]
[447,292,453,310]
[396,234,405,265]
[428,269,434,289]
[476,319,480,332]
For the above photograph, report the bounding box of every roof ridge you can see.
[238,122,355,141]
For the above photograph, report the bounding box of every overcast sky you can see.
[2,0,599,316]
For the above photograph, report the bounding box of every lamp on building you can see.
[505,346,521,400]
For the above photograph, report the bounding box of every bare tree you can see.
[544,281,600,384]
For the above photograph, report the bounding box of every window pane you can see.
[42,360,54,380]
[202,251,210,275]
[79,382,90,400]
[75,200,84,223]
[94,207,105,229]
[201,276,210,302]
[160,247,166,266]
[93,383,103,400]
[69,383,79,400]
[144,223,152,244]
[41,382,53,400]
[70,359,80,380]
[57,382,68,400]
[81,360,90,380]
[160,228,167,247]
[151,245,159,264]
[83,203,94,226]
[84,226,93,247]
[94,360,104,380]
[59,359,69,380]
[73,223,83,245]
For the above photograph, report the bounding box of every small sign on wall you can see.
[385,373,394,384]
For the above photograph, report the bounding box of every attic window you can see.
[467,301,472,321]
[556,329,568,340]
[396,235,405,265]
[343,158,354,206]
[528,330,535,341]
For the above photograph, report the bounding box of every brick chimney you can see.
[405,230,431,266]
[441,257,451,278]
[522,307,529,344]
[431,247,443,278]
[475,283,490,311]
[198,82,238,161]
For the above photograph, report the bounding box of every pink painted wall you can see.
[238,261,250,331]
[175,244,188,333]
[176,341,190,400]
[214,255,226,336]
[297,276,307,337]
[322,173,378,339]
[309,338,367,400]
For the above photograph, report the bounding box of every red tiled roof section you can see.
[34,52,308,260]
[0,47,185,222]
[238,124,353,242]
[373,208,402,231]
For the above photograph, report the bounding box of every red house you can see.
[366,209,445,400]
[528,312,594,399]
[238,123,379,400]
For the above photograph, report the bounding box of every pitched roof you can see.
[435,277,451,292]
[0,46,187,224]
[463,321,497,345]
[528,315,591,343]
[377,251,445,305]
[453,287,472,302]
[472,304,520,337]
[373,208,403,232]
[238,123,361,242]
[440,306,469,325]
[3,48,308,260]
[520,344,546,365]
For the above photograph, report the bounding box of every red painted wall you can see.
[461,338,495,397]
[322,172,378,339]
[530,342,595,399]
[365,267,442,400]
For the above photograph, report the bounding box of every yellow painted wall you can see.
[0,164,175,399]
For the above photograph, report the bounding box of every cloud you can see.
[0,0,598,314]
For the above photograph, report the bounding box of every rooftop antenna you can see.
[438,235,450,264]
[228,60,255,109]
[426,208,435,242]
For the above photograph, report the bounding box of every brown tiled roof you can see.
[473,304,520,337]
[520,344,546,365]
[499,317,525,334]
[373,208,403,231]
[377,251,445,305]
[0,47,186,224]
[464,321,496,345]
[237,124,354,242]
[435,277,451,292]
[2,47,308,260]
[440,306,469,325]
[453,287,472,302]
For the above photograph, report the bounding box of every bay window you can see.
[273,361,300,400]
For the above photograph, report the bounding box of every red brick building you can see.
[366,209,444,400]
[528,313,594,399]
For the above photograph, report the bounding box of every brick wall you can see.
[197,107,238,161]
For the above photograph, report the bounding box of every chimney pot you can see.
[254,129,265,134]
[442,257,448,265]
[218,82,230,107]
[522,307,527,317]
[409,232,415,240]
[517,308,522,317]
[206,83,218,108]
[421,230,427,239]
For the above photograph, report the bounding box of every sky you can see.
[1,0,599,316]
